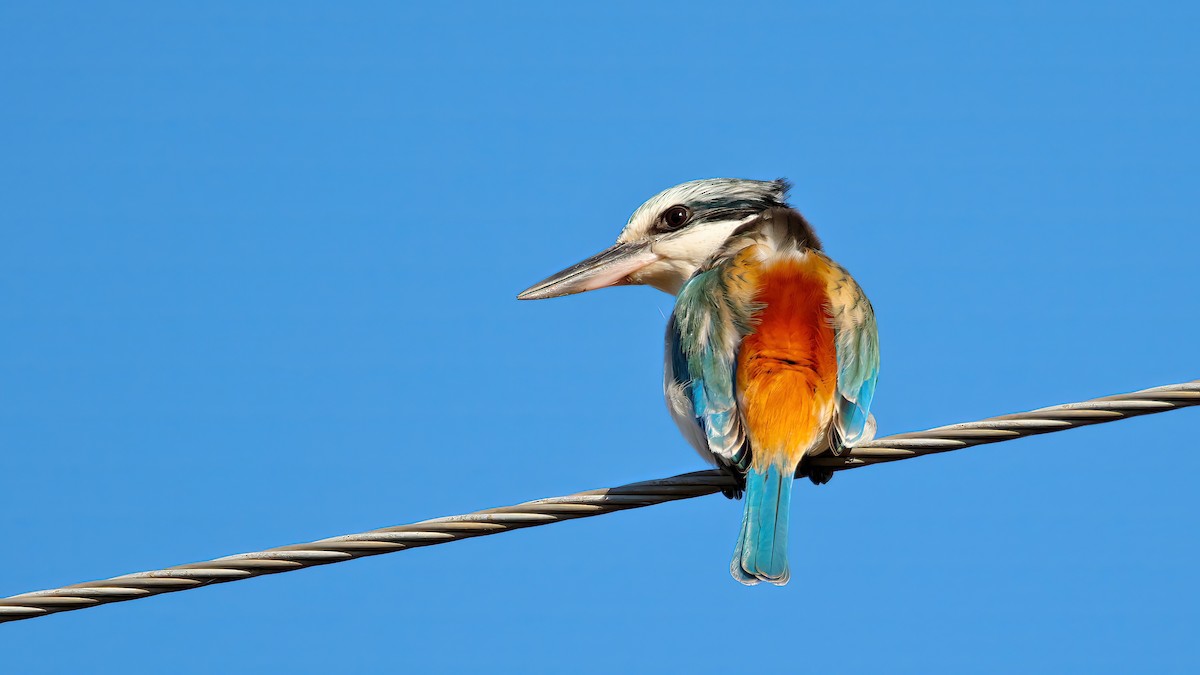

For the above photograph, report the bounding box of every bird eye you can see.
[660,205,691,231]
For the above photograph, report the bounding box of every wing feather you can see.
[818,253,881,448]
[663,266,754,471]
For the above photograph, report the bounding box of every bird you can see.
[518,178,879,586]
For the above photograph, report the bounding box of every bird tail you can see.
[731,464,792,586]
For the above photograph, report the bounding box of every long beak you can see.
[517,242,659,300]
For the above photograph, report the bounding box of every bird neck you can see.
[704,207,823,273]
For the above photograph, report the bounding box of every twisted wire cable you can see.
[813,380,1200,469]
[2,379,1196,625]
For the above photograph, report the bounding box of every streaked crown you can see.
[618,178,791,244]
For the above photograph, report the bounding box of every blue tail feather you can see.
[731,465,792,586]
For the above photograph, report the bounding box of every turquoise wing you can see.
[663,268,753,471]
[821,254,880,448]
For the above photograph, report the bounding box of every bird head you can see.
[518,178,791,300]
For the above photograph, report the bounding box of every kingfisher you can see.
[518,179,879,586]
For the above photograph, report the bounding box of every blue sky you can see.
[1,2,1197,672]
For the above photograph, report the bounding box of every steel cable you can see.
[1,379,1196,625]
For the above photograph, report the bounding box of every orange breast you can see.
[737,254,839,468]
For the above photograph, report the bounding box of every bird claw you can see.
[806,468,833,486]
